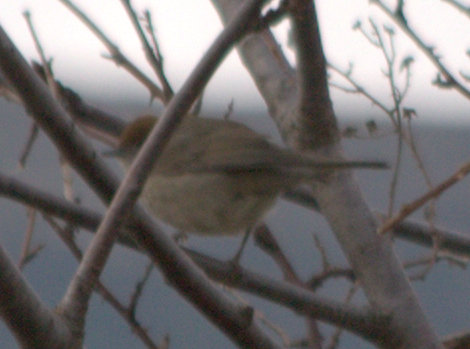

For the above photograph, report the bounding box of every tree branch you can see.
[0,1,283,346]
[288,0,338,149]
[58,0,165,101]
[379,161,470,234]
[120,0,173,102]
[213,0,443,347]
[0,172,396,346]
[371,0,470,100]
[0,244,73,348]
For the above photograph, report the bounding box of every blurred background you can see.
[1,0,469,347]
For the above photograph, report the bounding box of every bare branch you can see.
[23,10,57,93]
[17,121,39,169]
[285,188,470,259]
[0,172,395,345]
[328,62,391,117]
[44,216,161,349]
[120,0,173,102]
[58,0,165,101]
[189,250,394,347]
[128,261,153,319]
[17,207,42,270]
[0,2,284,345]
[443,329,470,349]
[288,0,338,149]
[371,0,470,100]
[393,218,470,258]
[326,284,360,349]
[55,1,280,347]
[253,224,299,282]
[441,0,470,19]
[379,161,470,234]
[0,244,73,348]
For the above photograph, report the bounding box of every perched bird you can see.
[108,114,386,236]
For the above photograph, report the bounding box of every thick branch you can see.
[0,245,73,348]
[189,251,394,346]
[0,1,282,347]
[211,0,298,144]
[212,1,443,348]
[0,172,395,345]
[60,0,277,341]
[288,0,338,149]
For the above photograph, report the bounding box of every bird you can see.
[106,114,386,240]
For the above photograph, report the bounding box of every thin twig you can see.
[326,283,359,349]
[129,261,153,319]
[309,267,355,290]
[254,226,322,348]
[18,207,43,270]
[49,1,280,346]
[379,161,470,234]
[58,0,165,101]
[367,19,405,217]
[404,252,467,281]
[312,233,329,270]
[23,11,58,93]
[20,11,53,168]
[371,0,470,100]
[44,215,160,349]
[328,62,391,118]
[143,10,173,100]
[120,0,173,102]
[404,113,439,251]
[348,19,437,223]
[17,121,39,169]
[228,289,293,347]
[253,224,299,283]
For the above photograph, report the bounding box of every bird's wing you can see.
[154,117,297,175]
[154,117,386,176]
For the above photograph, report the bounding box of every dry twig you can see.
[379,161,470,234]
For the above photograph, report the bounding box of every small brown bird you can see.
[109,115,386,236]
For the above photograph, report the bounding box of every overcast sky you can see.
[0,0,469,123]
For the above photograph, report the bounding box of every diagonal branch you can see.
[442,0,470,19]
[371,0,470,100]
[0,172,393,345]
[4,170,470,263]
[59,0,279,346]
[189,250,394,346]
[44,216,160,348]
[58,0,165,101]
[0,244,73,348]
[379,161,470,234]
[0,1,282,347]
[213,0,443,348]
